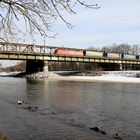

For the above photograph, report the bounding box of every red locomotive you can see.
[55,49,84,56]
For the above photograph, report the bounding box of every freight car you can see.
[122,54,137,60]
[84,50,104,57]
[104,52,121,59]
[105,52,138,60]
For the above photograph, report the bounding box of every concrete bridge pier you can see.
[119,64,123,71]
[26,60,49,74]
[43,61,49,73]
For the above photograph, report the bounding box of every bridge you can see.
[0,42,140,73]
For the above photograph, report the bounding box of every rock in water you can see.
[89,126,101,132]
[17,100,24,105]
[114,133,122,140]
[100,130,106,135]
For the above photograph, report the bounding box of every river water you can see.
[0,77,140,140]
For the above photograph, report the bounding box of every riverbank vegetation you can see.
[0,61,26,73]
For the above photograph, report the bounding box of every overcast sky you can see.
[44,0,140,49]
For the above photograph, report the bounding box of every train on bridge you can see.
[0,42,139,61]
[55,48,139,60]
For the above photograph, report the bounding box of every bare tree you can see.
[131,44,140,55]
[101,43,140,55]
[87,46,101,51]
[0,0,100,42]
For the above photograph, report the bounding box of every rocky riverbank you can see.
[1,71,140,83]
[25,72,61,80]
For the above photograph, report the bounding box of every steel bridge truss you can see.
[0,42,57,54]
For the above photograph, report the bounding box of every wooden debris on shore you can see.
[89,126,107,135]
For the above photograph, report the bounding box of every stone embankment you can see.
[26,72,61,80]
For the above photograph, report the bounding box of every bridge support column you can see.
[43,61,49,73]
[119,64,123,71]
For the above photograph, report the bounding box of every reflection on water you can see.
[0,77,140,140]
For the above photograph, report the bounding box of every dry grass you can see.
[0,132,9,140]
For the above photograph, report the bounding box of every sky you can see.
[1,0,140,67]
[44,0,140,49]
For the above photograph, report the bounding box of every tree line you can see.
[0,61,26,72]
[88,43,140,55]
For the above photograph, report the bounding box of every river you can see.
[0,77,140,140]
